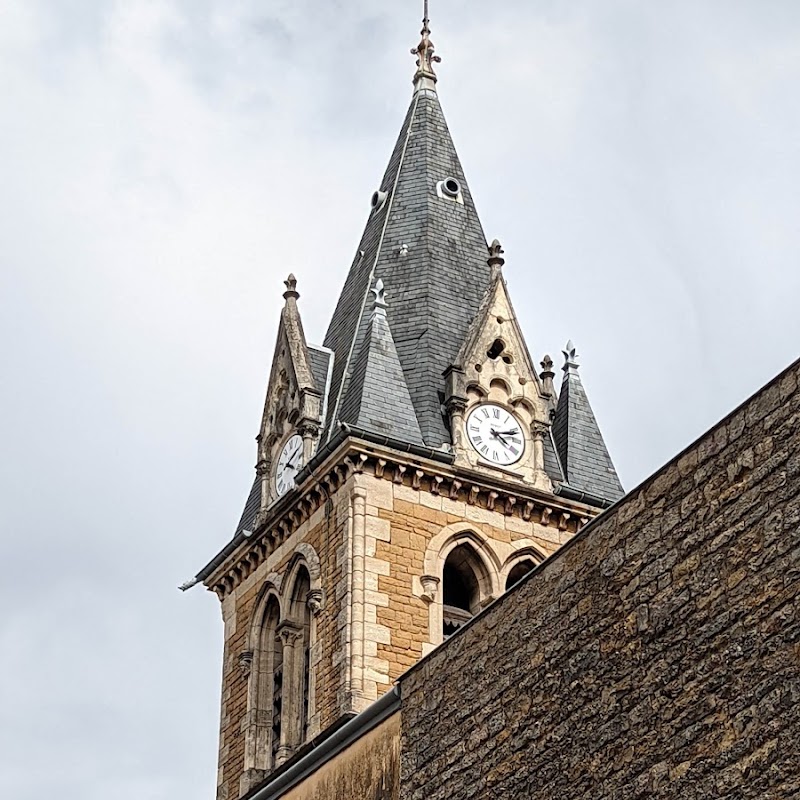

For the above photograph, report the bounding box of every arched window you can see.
[289,566,311,743]
[505,558,537,591]
[248,594,283,774]
[442,544,486,638]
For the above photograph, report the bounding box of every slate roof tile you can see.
[322,89,490,447]
[553,367,624,503]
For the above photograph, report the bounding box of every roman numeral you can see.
[473,436,483,444]
[492,408,500,418]
[481,408,490,419]
[480,445,489,455]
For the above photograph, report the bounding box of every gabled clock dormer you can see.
[444,241,554,491]
[255,275,330,523]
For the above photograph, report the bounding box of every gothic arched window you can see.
[505,558,537,591]
[289,566,312,743]
[248,594,283,774]
[442,543,488,638]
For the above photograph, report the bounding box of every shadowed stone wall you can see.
[399,360,800,799]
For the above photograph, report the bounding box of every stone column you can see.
[531,420,552,490]
[298,421,319,465]
[349,486,368,712]
[274,622,303,765]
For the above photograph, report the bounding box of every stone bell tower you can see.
[187,6,623,799]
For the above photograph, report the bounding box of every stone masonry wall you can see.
[216,486,350,800]
[400,360,800,800]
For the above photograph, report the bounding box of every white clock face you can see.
[275,434,303,497]
[465,404,525,466]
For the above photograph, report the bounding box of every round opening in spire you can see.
[442,177,461,198]
[371,190,387,211]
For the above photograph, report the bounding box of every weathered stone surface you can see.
[279,714,400,800]
[399,359,800,800]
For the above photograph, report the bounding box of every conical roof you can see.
[340,279,425,445]
[323,86,490,447]
[552,343,624,503]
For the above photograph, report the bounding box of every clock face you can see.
[275,434,304,497]
[465,404,525,466]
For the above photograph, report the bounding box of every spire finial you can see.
[283,273,299,301]
[562,340,580,375]
[487,239,505,277]
[371,277,387,317]
[411,0,441,91]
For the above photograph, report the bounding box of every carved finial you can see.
[411,0,441,90]
[283,273,299,301]
[562,340,580,375]
[487,238,505,276]
[540,354,556,399]
[371,277,387,316]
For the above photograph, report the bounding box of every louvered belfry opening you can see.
[442,544,485,638]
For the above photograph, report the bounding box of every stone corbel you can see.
[420,575,440,604]
[238,650,254,678]
[306,589,324,616]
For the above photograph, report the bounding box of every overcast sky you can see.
[1,1,799,797]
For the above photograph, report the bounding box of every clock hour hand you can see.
[490,428,511,447]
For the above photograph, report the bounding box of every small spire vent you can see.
[436,177,464,204]
[371,190,388,212]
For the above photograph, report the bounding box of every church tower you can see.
[189,7,623,799]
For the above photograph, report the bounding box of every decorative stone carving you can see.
[238,650,254,679]
[306,589,324,616]
[420,575,441,604]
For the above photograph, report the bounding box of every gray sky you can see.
[1,1,798,797]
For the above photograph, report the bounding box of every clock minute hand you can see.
[490,428,510,446]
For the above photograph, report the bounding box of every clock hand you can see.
[490,428,510,446]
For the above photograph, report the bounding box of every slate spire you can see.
[339,279,424,445]
[322,15,490,447]
[552,342,624,503]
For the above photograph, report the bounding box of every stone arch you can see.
[276,544,323,755]
[242,579,283,787]
[489,376,512,395]
[465,382,488,398]
[421,523,502,646]
[500,543,547,591]
[423,522,502,588]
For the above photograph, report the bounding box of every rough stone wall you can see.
[399,360,800,800]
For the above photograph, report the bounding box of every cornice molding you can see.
[204,436,598,599]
